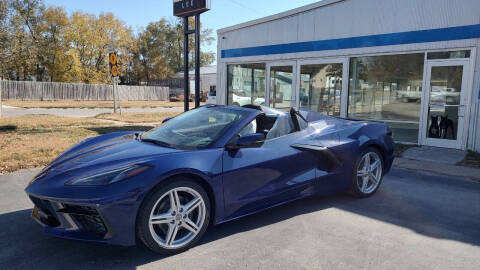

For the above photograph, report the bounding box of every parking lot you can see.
[0,167,479,270]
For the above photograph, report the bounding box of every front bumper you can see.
[27,194,139,246]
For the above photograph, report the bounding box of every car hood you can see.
[35,131,183,179]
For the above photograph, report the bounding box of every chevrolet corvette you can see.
[25,105,394,254]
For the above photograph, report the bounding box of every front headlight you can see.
[65,165,150,186]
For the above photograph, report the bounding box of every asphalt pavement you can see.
[0,168,479,269]
[1,106,183,118]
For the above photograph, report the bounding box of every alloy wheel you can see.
[356,152,383,194]
[148,187,206,249]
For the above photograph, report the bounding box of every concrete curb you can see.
[393,157,480,182]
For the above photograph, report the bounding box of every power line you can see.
[229,0,261,15]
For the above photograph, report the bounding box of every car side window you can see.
[234,112,299,142]
[265,114,295,140]
[238,119,258,137]
[296,115,308,130]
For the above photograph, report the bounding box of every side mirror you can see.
[227,133,265,150]
[162,117,173,124]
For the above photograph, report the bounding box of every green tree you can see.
[9,0,48,80]
[39,6,71,82]
[0,0,9,77]
[66,11,135,84]
[133,17,215,83]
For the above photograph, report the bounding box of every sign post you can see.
[174,0,211,112]
[109,51,121,114]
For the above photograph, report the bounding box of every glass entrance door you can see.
[421,60,470,149]
[267,62,296,110]
[296,58,348,117]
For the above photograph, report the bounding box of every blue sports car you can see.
[25,105,394,254]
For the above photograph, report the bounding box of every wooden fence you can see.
[0,80,169,101]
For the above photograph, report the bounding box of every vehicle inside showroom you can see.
[215,0,480,151]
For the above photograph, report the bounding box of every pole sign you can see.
[109,52,119,77]
[174,0,210,17]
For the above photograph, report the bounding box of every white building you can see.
[216,0,480,151]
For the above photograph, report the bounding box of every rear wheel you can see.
[350,148,384,197]
[137,179,211,254]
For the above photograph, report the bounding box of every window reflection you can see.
[427,50,470,60]
[299,64,342,117]
[348,54,424,122]
[227,64,266,106]
[348,54,424,142]
[270,66,294,109]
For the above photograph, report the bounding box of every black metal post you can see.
[194,14,201,108]
[183,16,190,112]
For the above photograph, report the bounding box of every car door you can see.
[221,116,318,220]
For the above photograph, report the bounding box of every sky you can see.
[44,0,321,62]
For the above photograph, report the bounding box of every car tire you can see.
[137,178,211,254]
[349,147,384,198]
[232,102,240,106]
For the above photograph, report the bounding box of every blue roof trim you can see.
[221,24,480,58]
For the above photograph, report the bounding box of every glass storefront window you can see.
[227,63,266,106]
[427,50,471,60]
[387,122,420,143]
[348,53,425,142]
[270,66,294,110]
[299,63,342,117]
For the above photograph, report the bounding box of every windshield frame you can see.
[141,106,257,150]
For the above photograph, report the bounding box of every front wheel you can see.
[350,148,384,197]
[137,179,211,254]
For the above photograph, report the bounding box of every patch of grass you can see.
[4,100,204,109]
[0,114,106,131]
[94,112,179,123]
[394,143,417,157]
[457,151,480,168]
[0,114,154,174]
[0,128,99,174]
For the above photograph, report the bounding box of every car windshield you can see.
[141,106,248,149]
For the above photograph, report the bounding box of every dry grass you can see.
[95,112,179,123]
[4,100,204,109]
[0,114,107,131]
[0,114,155,174]
[0,128,98,173]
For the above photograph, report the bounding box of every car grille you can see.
[29,196,61,227]
[60,204,108,236]
[29,196,108,237]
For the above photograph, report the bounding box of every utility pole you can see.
[174,0,211,112]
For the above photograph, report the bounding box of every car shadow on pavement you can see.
[0,195,340,269]
[1,168,479,269]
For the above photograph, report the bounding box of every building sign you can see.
[174,0,210,17]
